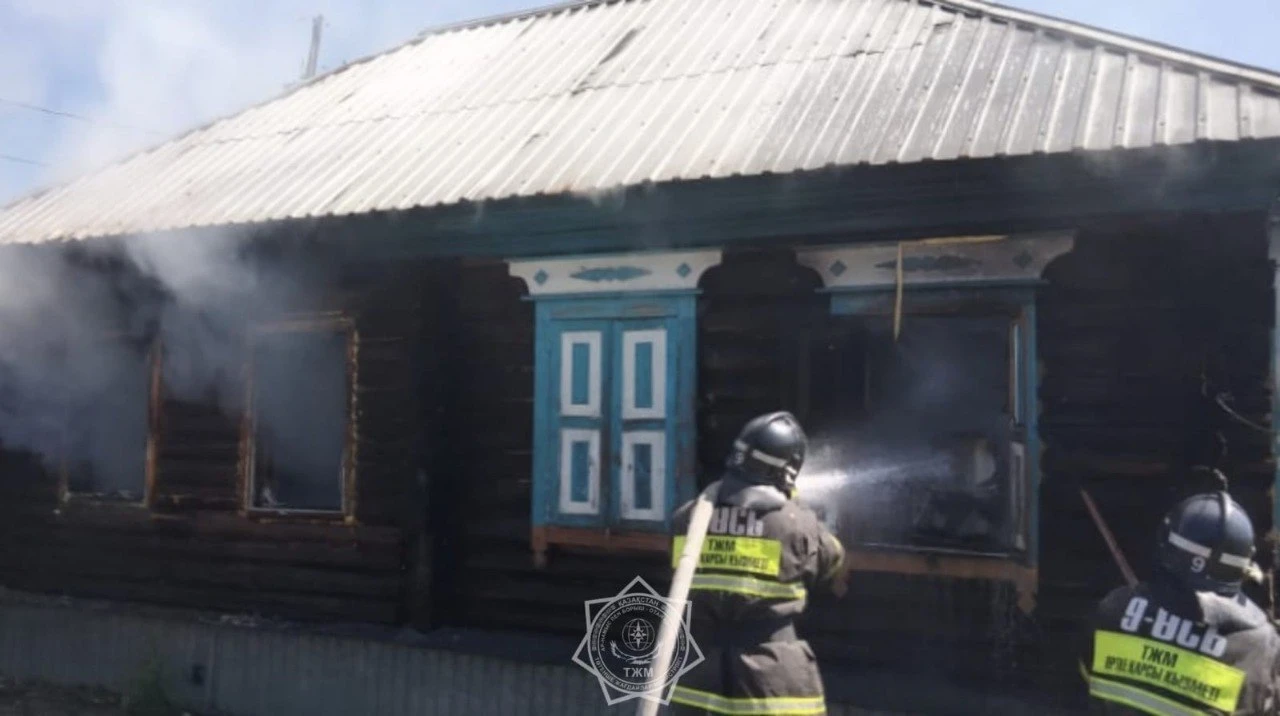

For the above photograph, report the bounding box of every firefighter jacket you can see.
[667,475,845,716]
[1081,572,1280,715]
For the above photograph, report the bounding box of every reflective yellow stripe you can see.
[672,535,783,578]
[1089,675,1205,716]
[1092,631,1244,712]
[671,686,826,715]
[690,574,806,600]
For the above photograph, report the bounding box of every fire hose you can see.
[637,481,720,716]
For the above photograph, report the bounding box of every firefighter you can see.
[668,411,846,716]
[1081,489,1280,715]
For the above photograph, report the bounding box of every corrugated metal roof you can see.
[4,0,1280,245]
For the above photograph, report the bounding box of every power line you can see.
[0,97,162,136]
[0,153,46,167]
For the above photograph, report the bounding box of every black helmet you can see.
[1157,489,1256,596]
[726,411,807,496]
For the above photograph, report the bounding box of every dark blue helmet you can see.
[726,412,807,496]
[1157,488,1256,596]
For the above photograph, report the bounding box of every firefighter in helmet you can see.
[668,411,846,716]
[1081,483,1280,715]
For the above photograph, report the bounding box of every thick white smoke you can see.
[0,232,323,495]
[0,0,532,202]
[0,1,539,490]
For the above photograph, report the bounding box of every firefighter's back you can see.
[1086,580,1280,715]
[1082,486,1280,716]
[669,475,843,715]
[664,412,846,715]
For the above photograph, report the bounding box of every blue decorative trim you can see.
[634,341,654,410]
[1274,315,1280,537]
[830,286,1038,316]
[510,251,721,297]
[531,294,696,533]
[820,279,1046,296]
[569,266,652,282]
[569,343,591,407]
[1268,206,1280,538]
[874,255,980,272]
[569,440,591,503]
[633,443,654,511]
[1023,301,1041,567]
[520,288,702,303]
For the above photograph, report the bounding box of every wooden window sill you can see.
[53,499,152,523]
[531,526,668,568]
[241,508,356,526]
[843,545,1038,614]
[58,495,149,508]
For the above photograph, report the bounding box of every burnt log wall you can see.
[1035,214,1275,694]
[0,214,1270,709]
[0,254,447,626]
[696,249,825,475]
[437,260,670,635]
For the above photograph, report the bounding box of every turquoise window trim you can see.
[829,285,1040,316]
[1275,305,1280,538]
[531,292,697,533]
[819,279,1048,296]
[1022,300,1040,564]
[1270,225,1280,538]
[519,289,701,303]
[825,284,1043,568]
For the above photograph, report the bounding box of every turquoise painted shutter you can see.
[549,320,609,524]
[531,295,696,532]
[612,319,675,526]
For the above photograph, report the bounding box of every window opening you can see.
[247,324,352,514]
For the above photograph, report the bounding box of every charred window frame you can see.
[58,335,161,507]
[818,292,1035,560]
[240,316,358,520]
[798,234,1073,610]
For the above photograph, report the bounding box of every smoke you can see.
[0,247,136,474]
[124,230,273,410]
[0,227,333,501]
[796,316,1012,550]
[0,0,542,497]
[0,0,535,203]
